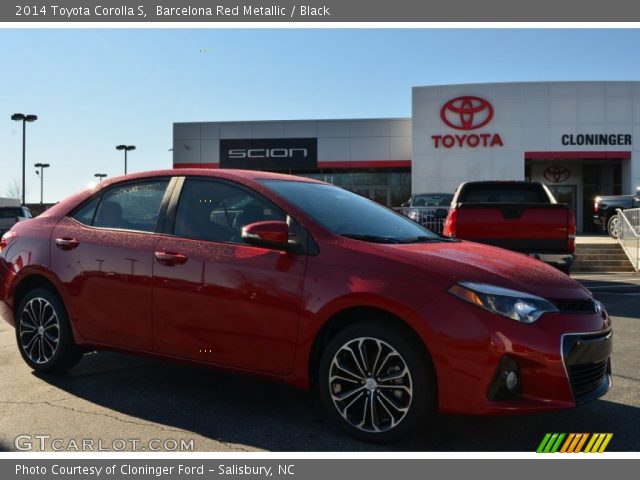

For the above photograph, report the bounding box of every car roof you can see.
[101,168,326,186]
[39,169,328,219]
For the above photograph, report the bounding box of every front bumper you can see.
[528,253,573,268]
[593,215,605,227]
[421,297,612,416]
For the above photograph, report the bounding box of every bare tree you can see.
[4,179,21,199]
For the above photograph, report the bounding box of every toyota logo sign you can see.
[440,96,494,131]
[543,165,571,183]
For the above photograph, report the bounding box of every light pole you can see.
[115,145,135,174]
[34,163,50,207]
[11,113,38,204]
[94,173,107,182]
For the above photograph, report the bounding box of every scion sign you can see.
[220,138,318,170]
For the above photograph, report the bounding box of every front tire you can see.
[318,320,436,443]
[15,288,82,373]
[607,214,620,238]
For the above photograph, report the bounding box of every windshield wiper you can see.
[339,234,446,244]
[398,236,442,243]
[339,233,403,244]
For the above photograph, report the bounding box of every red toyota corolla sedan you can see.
[0,169,612,442]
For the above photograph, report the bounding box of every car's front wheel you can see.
[15,288,82,373]
[318,320,436,443]
[607,214,621,238]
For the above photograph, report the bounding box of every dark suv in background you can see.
[594,186,640,237]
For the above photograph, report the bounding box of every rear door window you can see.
[92,180,169,232]
[72,196,100,226]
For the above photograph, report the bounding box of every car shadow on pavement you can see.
[34,351,640,452]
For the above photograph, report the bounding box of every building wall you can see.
[173,118,412,169]
[412,81,640,195]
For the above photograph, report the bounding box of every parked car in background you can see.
[1,170,610,442]
[401,193,453,234]
[0,198,32,236]
[443,181,576,274]
[593,187,640,238]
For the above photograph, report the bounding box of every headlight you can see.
[408,210,419,220]
[448,281,558,324]
[594,299,608,319]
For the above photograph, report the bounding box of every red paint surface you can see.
[0,168,610,415]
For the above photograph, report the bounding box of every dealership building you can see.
[173,81,640,233]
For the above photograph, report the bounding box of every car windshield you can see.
[412,194,453,207]
[261,180,442,243]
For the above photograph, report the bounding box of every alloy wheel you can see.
[19,297,60,364]
[328,337,413,433]
[609,216,620,238]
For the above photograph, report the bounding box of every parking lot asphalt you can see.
[0,273,638,452]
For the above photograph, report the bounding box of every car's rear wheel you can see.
[318,320,435,443]
[16,288,82,373]
[607,214,620,238]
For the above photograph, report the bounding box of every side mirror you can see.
[242,221,289,249]
[401,202,409,208]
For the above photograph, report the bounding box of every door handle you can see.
[154,251,188,266]
[55,237,79,251]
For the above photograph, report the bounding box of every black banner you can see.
[5,0,640,22]
[219,138,318,171]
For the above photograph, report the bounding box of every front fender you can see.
[286,259,443,389]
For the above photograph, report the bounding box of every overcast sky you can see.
[1,28,640,203]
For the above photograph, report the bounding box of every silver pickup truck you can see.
[400,193,453,234]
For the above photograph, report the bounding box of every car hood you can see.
[373,240,590,300]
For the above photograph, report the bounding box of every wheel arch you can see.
[10,269,80,342]
[307,305,436,395]
[13,273,63,316]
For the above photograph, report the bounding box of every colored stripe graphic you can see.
[537,433,612,453]
[598,434,614,453]
[559,433,575,453]
[550,433,566,453]
[536,433,566,453]
[536,433,552,453]
[584,434,598,453]
[568,433,587,453]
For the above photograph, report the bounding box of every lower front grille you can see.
[562,331,612,405]
[568,360,609,398]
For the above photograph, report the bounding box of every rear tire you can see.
[15,288,82,373]
[607,214,620,238]
[318,320,436,443]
